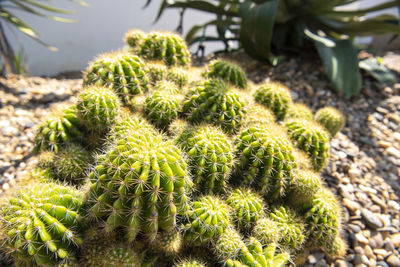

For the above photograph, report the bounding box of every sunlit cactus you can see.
[213,227,245,262]
[168,67,189,88]
[83,52,149,106]
[288,169,322,205]
[252,217,281,246]
[254,82,292,121]
[286,103,313,121]
[0,183,84,266]
[242,104,275,128]
[204,59,247,89]
[124,28,147,50]
[154,229,183,257]
[182,79,246,134]
[176,125,234,194]
[315,106,345,138]
[285,119,330,170]
[175,258,207,267]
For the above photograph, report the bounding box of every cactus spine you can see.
[175,258,207,267]
[154,229,183,257]
[315,106,345,138]
[0,183,84,266]
[176,125,233,194]
[213,227,245,261]
[124,28,146,51]
[252,217,281,245]
[286,103,313,120]
[182,79,246,134]
[204,60,247,89]
[289,169,322,205]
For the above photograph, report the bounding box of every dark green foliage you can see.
[254,82,292,121]
[176,125,233,194]
[0,183,84,266]
[182,79,246,134]
[285,119,330,171]
[204,60,247,89]
[34,105,81,153]
[83,52,149,106]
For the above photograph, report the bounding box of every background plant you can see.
[148,0,400,98]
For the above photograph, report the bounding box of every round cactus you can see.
[147,62,168,86]
[285,119,330,171]
[252,217,281,246]
[86,128,192,242]
[183,195,230,245]
[0,183,84,266]
[175,258,206,267]
[124,28,146,50]
[182,79,246,134]
[213,227,245,261]
[233,124,297,200]
[303,187,342,252]
[154,229,183,257]
[254,82,292,121]
[226,188,264,229]
[289,169,322,205]
[225,238,290,267]
[286,103,313,121]
[176,125,234,194]
[53,144,91,184]
[139,31,191,67]
[269,206,305,251]
[111,113,156,141]
[242,104,275,128]
[76,86,120,134]
[144,82,181,129]
[34,105,81,153]
[315,106,345,138]
[168,67,189,88]
[204,60,247,89]
[325,234,347,257]
[83,52,149,105]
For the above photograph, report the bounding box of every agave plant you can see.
[0,0,87,75]
[148,0,399,98]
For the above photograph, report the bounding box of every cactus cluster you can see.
[9,29,349,266]
[315,106,345,138]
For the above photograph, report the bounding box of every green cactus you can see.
[286,103,313,121]
[252,217,281,246]
[315,106,345,138]
[154,229,183,257]
[167,67,189,88]
[303,187,342,253]
[111,113,156,141]
[183,195,230,245]
[288,169,322,205]
[324,234,347,257]
[147,62,168,86]
[0,183,84,266]
[86,128,192,242]
[83,52,149,105]
[233,124,297,200]
[144,81,181,129]
[182,79,246,134]
[176,125,234,194]
[175,258,206,267]
[269,206,305,251]
[285,119,330,171]
[225,238,290,267]
[34,105,81,154]
[204,60,247,89]
[226,188,264,229]
[124,28,147,50]
[213,227,245,261]
[254,82,292,121]
[77,86,120,134]
[242,104,275,128]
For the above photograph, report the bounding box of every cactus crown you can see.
[315,106,345,138]
[286,103,313,121]
[254,82,292,121]
[176,125,234,194]
[289,169,322,205]
[204,59,247,89]
[124,28,146,50]
[213,227,245,261]
[252,217,281,245]
[0,183,84,266]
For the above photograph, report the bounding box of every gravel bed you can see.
[0,52,399,267]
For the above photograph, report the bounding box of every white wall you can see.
[7,0,397,76]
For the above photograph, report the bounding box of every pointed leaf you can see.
[359,57,396,85]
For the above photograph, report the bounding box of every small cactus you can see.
[144,81,181,129]
[286,103,313,121]
[111,113,156,141]
[34,105,81,153]
[183,195,230,245]
[213,227,245,261]
[124,28,146,50]
[269,206,305,251]
[285,119,330,170]
[315,106,345,138]
[204,60,247,89]
[226,188,264,229]
[182,79,246,134]
[76,86,120,134]
[154,229,183,257]
[176,125,234,194]
[289,169,322,205]
[147,62,168,86]
[252,217,281,245]
[86,128,192,242]
[175,258,206,267]
[242,104,275,128]
[225,238,290,267]
[83,52,149,105]
[325,234,347,257]
[254,82,292,121]
[168,67,189,88]
[0,183,84,266]
[139,31,191,67]
[233,124,297,200]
